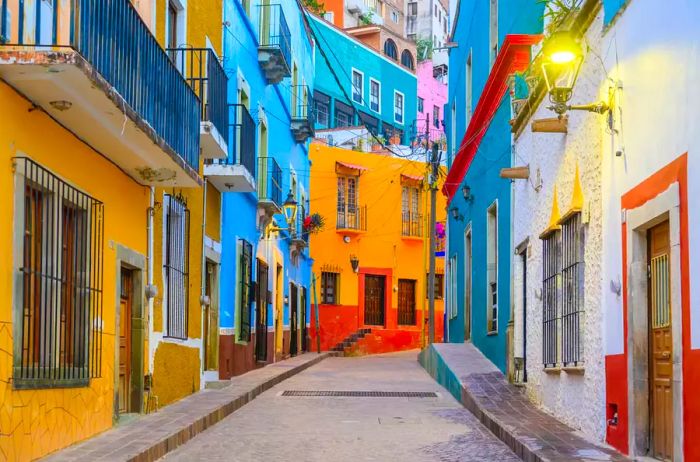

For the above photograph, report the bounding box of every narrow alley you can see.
[160,351,518,462]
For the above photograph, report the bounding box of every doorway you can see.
[118,267,133,415]
[256,260,269,363]
[464,227,472,341]
[518,247,527,383]
[648,220,672,461]
[290,283,298,356]
[203,260,219,371]
[301,287,308,353]
[275,264,284,358]
[364,275,385,326]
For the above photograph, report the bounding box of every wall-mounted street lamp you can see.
[450,206,464,222]
[268,190,298,236]
[462,185,474,203]
[350,254,360,273]
[541,31,609,116]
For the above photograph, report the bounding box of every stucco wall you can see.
[512,11,607,443]
[416,60,447,139]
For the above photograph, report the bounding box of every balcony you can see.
[257,156,283,215]
[0,0,201,187]
[168,48,229,160]
[291,85,314,142]
[401,212,423,238]
[204,104,256,192]
[337,206,367,233]
[291,205,309,249]
[258,3,291,84]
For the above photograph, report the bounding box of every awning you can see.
[336,161,368,173]
[401,173,424,183]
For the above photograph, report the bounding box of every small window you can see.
[542,231,560,367]
[352,69,364,104]
[370,79,380,112]
[418,97,424,114]
[486,203,498,333]
[164,194,190,340]
[238,239,253,342]
[323,11,334,22]
[401,185,421,237]
[384,39,398,60]
[401,50,415,70]
[434,4,438,16]
[337,175,360,229]
[433,105,440,128]
[427,273,444,300]
[321,272,340,304]
[315,99,329,126]
[391,10,399,23]
[394,91,404,125]
[408,2,417,16]
[561,213,584,366]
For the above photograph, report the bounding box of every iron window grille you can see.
[561,213,584,366]
[427,273,444,300]
[238,240,253,342]
[321,272,339,305]
[336,175,367,231]
[542,231,560,368]
[164,194,190,340]
[13,157,104,388]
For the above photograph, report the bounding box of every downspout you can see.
[199,180,209,374]
[147,187,155,374]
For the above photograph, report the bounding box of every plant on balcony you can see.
[416,37,433,62]
[303,213,326,234]
[435,221,446,240]
[372,135,386,151]
[538,0,581,33]
[302,0,326,15]
[359,13,374,26]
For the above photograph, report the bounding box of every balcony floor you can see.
[0,49,201,187]
[204,163,255,192]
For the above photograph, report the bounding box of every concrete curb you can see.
[43,353,334,462]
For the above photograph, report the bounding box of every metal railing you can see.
[295,205,309,243]
[258,3,291,71]
[401,212,423,237]
[337,206,367,231]
[0,0,201,171]
[257,157,282,206]
[292,85,313,123]
[206,104,256,178]
[167,48,229,144]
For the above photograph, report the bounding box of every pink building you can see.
[416,59,447,143]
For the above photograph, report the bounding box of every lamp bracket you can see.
[548,101,609,116]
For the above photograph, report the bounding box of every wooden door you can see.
[648,220,673,461]
[204,261,219,371]
[364,275,385,326]
[275,265,283,356]
[118,268,133,414]
[256,260,269,362]
[301,287,308,352]
[398,279,416,325]
[290,284,298,356]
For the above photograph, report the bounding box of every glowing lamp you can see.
[541,31,584,114]
[282,190,298,227]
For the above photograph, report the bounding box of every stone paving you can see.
[42,353,332,462]
[422,344,631,462]
[161,350,520,462]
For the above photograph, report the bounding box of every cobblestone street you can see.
[160,351,519,462]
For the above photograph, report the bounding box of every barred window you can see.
[13,157,103,388]
[164,194,190,340]
[561,213,584,366]
[542,231,560,368]
[427,273,444,300]
[238,240,253,341]
[321,272,339,304]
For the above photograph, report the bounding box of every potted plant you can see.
[303,213,326,235]
[372,135,385,151]
[389,134,401,145]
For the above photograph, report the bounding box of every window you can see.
[337,175,360,229]
[323,11,334,22]
[450,101,456,161]
[561,213,584,366]
[370,79,380,112]
[398,279,417,325]
[489,0,498,68]
[384,39,398,60]
[438,9,441,21]
[401,185,421,237]
[448,255,458,319]
[164,194,190,340]
[166,1,180,50]
[434,4,438,16]
[391,10,399,23]
[427,273,444,300]
[433,105,440,128]
[466,51,473,125]
[13,157,104,387]
[242,0,250,15]
[315,99,329,126]
[542,230,560,367]
[418,97,424,114]
[336,109,352,127]
[408,2,417,16]
[444,18,448,34]
[401,50,415,70]
[238,239,253,342]
[394,91,404,124]
[321,272,339,304]
[486,203,498,333]
[352,69,364,104]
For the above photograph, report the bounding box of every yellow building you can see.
[308,142,446,354]
[0,0,223,459]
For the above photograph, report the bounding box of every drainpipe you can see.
[199,180,209,375]
[146,187,155,375]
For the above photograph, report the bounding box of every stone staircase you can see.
[331,328,372,354]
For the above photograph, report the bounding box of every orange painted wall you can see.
[322,0,345,28]
[308,143,446,353]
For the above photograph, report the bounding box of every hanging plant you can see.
[435,222,446,240]
[303,213,326,234]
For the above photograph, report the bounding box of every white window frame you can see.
[369,78,381,113]
[351,68,364,105]
[394,90,405,125]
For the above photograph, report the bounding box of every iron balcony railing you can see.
[205,104,256,178]
[167,48,229,144]
[292,85,313,125]
[295,205,309,243]
[337,206,367,232]
[0,0,200,171]
[257,157,282,206]
[258,3,291,72]
[401,212,423,237]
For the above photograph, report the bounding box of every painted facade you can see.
[416,59,447,143]
[309,14,417,145]
[218,0,315,378]
[308,143,446,354]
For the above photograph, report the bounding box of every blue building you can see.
[214,0,315,377]
[443,0,543,372]
[308,15,417,145]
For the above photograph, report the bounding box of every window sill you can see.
[401,235,423,241]
[336,228,366,235]
[562,365,585,374]
[486,330,498,336]
[543,366,562,374]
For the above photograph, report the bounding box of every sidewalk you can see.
[420,344,630,462]
[42,352,333,462]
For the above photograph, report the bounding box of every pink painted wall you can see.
[416,60,448,142]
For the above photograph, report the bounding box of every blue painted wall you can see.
[603,0,628,25]
[444,0,542,372]
[308,16,417,144]
[220,0,314,343]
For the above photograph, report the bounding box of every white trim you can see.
[394,90,405,125]
[351,67,364,105]
[369,77,382,114]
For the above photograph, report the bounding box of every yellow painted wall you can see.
[309,143,446,320]
[0,82,148,461]
[152,342,201,407]
[206,183,221,242]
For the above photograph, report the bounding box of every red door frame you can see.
[358,267,392,329]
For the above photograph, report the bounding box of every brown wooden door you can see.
[204,261,219,371]
[256,260,269,362]
[648,220,673,461]
[364,275,385,326]
[119,268,133,414]
[398,279,416,325]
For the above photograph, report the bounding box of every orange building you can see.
[309,142,445,354]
